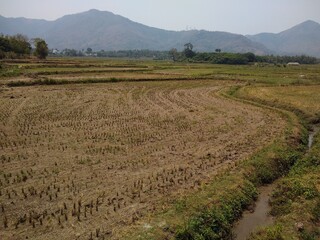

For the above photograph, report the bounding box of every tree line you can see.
[54,46,319,64]
[52,48,170,60]
[0,34,48,59]
[1,34,318,64]
[169,44,318,65]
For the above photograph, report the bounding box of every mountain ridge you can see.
[0,9,319,57]
[247,20,320,57]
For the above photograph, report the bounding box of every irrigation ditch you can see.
[226,85,319,239]
[232,126,318,239]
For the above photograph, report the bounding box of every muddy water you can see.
[233,128,318,239]
[308,127,318,149]
[233,185,275,240]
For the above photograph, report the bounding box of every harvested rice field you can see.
[0,77,286,239]
[1,58,319,240]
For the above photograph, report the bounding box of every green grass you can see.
[1,58,320,87]
[0,64,21,77]
[6,76,211,87]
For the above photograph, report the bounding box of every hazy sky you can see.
[1,0,319,34]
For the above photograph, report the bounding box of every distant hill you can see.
[0,9,269,54]
[1,10,319,57]
[247,20,320,57]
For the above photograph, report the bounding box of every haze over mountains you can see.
[247,20,320,57]
[0,9,319,57]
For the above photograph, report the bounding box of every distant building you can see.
[52,49,60,54]
[287,62,300,66]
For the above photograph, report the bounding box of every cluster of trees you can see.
[169,45,256,64]
[192,52,256,64]
[52,48,171,60]
[55,44,318,64]
[0,34,31,58]
[0,34,48,59]
[58,49,85,57]
[255,55,318,64]
[169,43,318,65]
[96,49,170,60]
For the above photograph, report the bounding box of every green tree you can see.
[183,43,195,58]
[0,36,12,58]
[169,48,178,61]
[10,34,31,55]
[33,38,48,59]
[0,36,12,52]
[244,52,256,62]
[86,47,93,54]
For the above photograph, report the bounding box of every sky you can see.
[0,0,319,35]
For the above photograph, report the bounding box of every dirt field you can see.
[0,79,286,239]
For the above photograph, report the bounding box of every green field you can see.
[1,58,320,86]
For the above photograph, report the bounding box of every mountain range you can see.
[0,9,319,57]
[247,20,320,57]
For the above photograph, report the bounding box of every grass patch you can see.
[235,85,320,127]
[175,180,257,240]
[0,64,21,77]
[2,59,320,86]
[6,76,215,87]
[245,143,303,185]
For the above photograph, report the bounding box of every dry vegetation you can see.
[0,75,286,239]
[1,58,319,240]
[238,85,320,124]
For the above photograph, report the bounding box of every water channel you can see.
[233,127,318,239]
